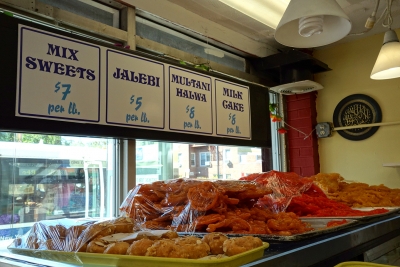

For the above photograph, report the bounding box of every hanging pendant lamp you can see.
[274,0,352,48]
[370,29,400,80]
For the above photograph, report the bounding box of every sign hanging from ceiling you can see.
[16,25,251,140]
[169,66,213,135]
[106,49,165,129]
[16,26,101,122]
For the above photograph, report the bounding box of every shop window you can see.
[0,132,116,241]
[135,141,264,182]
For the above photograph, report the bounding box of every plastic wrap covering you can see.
[9,217,136,252]
[119,178,313,236]
[8,218,267,261]
[240,170,317,213]
[240,171,390,217]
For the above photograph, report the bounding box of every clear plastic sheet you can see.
[119,179,273,233]
[240,170,317,213]
[119,178,312,236]
[9,217,136,252]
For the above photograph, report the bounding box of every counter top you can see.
[244,213,400,267]
[1,213,400,267]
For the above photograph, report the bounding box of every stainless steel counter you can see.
[1,213,400,267]
[244,213,400,267]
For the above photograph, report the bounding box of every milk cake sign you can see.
[215,79,251,139]
[16,26,100,122]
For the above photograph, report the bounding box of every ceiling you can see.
[165,0,400,55]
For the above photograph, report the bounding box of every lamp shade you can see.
[274,0,352,48]
[371,30,400,80]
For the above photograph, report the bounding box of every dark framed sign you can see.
[333,94,382,141]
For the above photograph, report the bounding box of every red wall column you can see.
[285,92,320,176]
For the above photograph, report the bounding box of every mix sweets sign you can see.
[16,25,251,140]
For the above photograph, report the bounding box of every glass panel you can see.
[0,132,116,241]
[38,0,120,28]
[136,18,246,71]
[136,140,263,183]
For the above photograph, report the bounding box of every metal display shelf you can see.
[244,213,400,267]
[0,213,399,267]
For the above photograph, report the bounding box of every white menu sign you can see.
[215,79,251,139]
[169,66,213,134]
[16,26,101,122]
[106,50,165,129]
[16,25,252,140]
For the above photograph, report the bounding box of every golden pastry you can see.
[103,242,130,254]
[223,236,263,256]
[86,239,108,253]
[127,238,155,256]
[202,233,228,255]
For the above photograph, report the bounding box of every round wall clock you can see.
[333,94,382,141]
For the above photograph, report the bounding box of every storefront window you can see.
[0,132,116,241]
[136,140,263,182]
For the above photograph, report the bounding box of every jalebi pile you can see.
[119,179,313,236]
[241,171,392,217]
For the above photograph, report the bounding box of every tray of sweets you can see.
[190,218,359,242]
[8,241,269,267]
[351,207,400,212]
[300,207,400,221]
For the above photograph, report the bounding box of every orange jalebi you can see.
[119,178,312,236]
[187,181,219,211]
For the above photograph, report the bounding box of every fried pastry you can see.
[127,238,155,256]
[25,235,39,249]
[161,231,179,239]
[111,217,135,233]
[222,236,263,256]
[86,239,108,253]
[66,225,87,239]
[145,238,210,259]
[81,223,116,243]
[103,242,130,254]
[202,233,228,255]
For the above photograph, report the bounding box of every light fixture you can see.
[370,0,400,80]
[274,0,352,48]
[217,0,289,29]
[370,29,400,80]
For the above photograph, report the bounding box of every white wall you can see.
[314,30,400,188]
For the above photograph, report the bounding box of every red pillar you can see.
[285,92,320,176]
